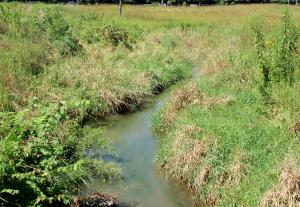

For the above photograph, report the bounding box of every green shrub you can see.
[43,8,70,41]
[79,14,103,44]
[58,33,82,56]
[43,7,82,56]
[79,12,101,22]
[0,106,120,207]
[101,24,130,47]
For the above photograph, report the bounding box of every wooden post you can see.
[119,0,123,16]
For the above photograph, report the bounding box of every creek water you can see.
[88,69,203,207]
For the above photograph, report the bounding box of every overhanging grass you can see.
[154,71,300,206]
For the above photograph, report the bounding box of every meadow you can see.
[0,3,300,207]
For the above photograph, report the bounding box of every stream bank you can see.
[84,69,204,207]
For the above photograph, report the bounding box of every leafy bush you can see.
[43,8,70,41]
[101,24,130,47]
[58,33,82,56]
[0,105,120,207]
[42,7,81,56]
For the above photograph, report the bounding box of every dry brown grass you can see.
[157,82,235,134]
[172,27,241,77]
[198,166,211,187]
[38,39,157,115]
[157,83,201,133]
[260,157,300,207]
[162,124,211,189]
[289,120,300,135]
[222,149,247,186]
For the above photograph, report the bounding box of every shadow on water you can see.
[87,68,205,207]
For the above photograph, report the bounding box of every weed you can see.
[101,24,130,47]
[272,10,299,85]
[252,10,299,98]
[252,19,271,97]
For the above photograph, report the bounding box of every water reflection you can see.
[88,85,204,207]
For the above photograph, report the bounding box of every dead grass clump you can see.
[162,124,210,189]
[194,95,235,109]
[206,191,218,206]
[226,150,247,185]
[171,83,235,111]
[101,89,147,115]
[172,83,201,111]
[157,83,235,134]
[0,23,8,35]
[152,35,161,44]
[289,120,300,135]
[157,84,202,133]
[200,37,239,76]
[198,166,211,186]
[260,157,300,207]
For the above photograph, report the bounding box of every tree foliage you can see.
[0,0,299,5]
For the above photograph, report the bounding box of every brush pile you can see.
[71,193,119,207]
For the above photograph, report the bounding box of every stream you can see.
[87,69,203,207]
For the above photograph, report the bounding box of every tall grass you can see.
[153,9,300,207]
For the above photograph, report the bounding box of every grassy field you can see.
[0,3,300,207]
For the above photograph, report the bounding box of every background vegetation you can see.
[0,0,299,6]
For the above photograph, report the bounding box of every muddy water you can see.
[89,71,203,207]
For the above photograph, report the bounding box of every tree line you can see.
[0,0,298,5]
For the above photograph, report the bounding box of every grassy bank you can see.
[153,7,300,207]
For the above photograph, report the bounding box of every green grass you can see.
[153,11,300,206]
